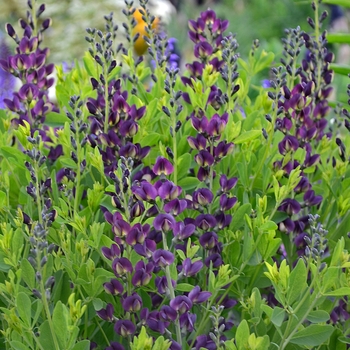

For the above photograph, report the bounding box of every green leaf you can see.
[327,33,350,44]
[271,306,285,327]
[32,299,43,327]
[176,283,195,292]
[12,228,23,261]
[260,221,278,231]
[233,130,261,144]
[45,111,69,126]
[178,177,200,191]
[261,304,273,318]
[231,203,252,230]
[70,340,90,350]
[330,64,350,76]
[20,259,35,290]
[16,292,32,327]
[38,321,56,348]
[323,0,350,7]
[254,50,275,74]
[177,153,191,180]
[330,237,344,266]
[236,319,250,350]
[52,301,69,349]
[324,287,350,296]
[287,258,307,305]
[306,310,330,323]
[290,324,334,347]
[9,341,29,350]
[251,287,262,318]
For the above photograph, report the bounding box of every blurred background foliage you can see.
[0,0,349,103]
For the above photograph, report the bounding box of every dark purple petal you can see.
[153,249,175,267]
[114,319,135,337]
[96,303,114,321]
[164,199,187,216]
[112,257,133,276]
[153,157,174,176]
[170,296,192,314]
[153,214,176,232]
[122,293,142,312]
[188,286,211,303]
[182,258,203,277]
[103,279,124,295]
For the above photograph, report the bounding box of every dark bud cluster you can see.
[0,1,57,130]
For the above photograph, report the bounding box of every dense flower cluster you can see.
[272,11,333,256]
[0,3,57,130]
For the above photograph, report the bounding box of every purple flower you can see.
[103,279,124,295]
[182,258,203,277]
[122,293,142,312]
[155,276,176,294]
[219,194,237,211]
[146,310,166,334]
[205,253,223,268]
[112,219,131,238]
[96,303,114,321]
[101,244,121,260]
[164,199,187,216]
[278,135,299,155]
[114,319,135,337]
[170,296,193,314]
[106,342,125,350]
[192,188,214,206]
[153,214,176,232]
[173,222,196,240]
[160,305,177,322]
[187,134,207,150]
[153,157,174,176]
[180,312,196,332]
[132,182,157,201]
[278,198,301,216]
[188,286,211,303]
[303,190,322,207]
[112,257,133,276]
[195,214,216,230]
[153,249,175,268]
[199,231,218,249]
[126,223,150,246]
[157,180,182,200]
[132,261,153,287]
[134,239,156,258]
[194,42,213,59]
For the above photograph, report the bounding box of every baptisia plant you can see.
[0,0,349,350]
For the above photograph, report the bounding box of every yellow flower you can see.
[132,8,160,56]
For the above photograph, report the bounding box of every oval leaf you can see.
[234,130,261,144]
[290,324,334,346]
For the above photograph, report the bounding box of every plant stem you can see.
[162,231,182,347]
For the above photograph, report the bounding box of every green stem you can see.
[249,95,279,192]
[171,110,178,185]
[103,62,110,136]
[39,280,60,350]
[34,161,43,225]
[162,232,182,347]
[280,293,321,350]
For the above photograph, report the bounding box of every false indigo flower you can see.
[188,286,211,303]
[170,295,193,314]
[114,319,135,337]
[153,249,175,267]
[97,303,114,321]
[103,279,124,295]
[122,293,142,312]
[152,156,174,176]
[112,257,133,276]
[182,258,203,277]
